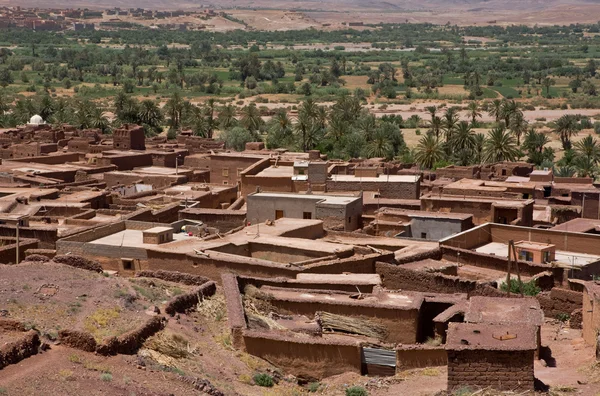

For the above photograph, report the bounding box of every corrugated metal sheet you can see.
[362,347,396,367]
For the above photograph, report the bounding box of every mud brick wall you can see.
[375,262,505,297]
[326,179,419,199]
[536,288,583,319]
[242,330,361,380]
[179,209,246,232]
[0,238,38,264]
[441,246,555,278]
[0,226,56,249]
[222,273,247,349]
[0,330,40,369]
[447,350,534,391]
[396,345,447,369]
[164,281,217,316]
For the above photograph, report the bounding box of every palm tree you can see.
[415,134,444,169]
[500,99,519,126]
[365,130,393,159]
[425,105,438,119]
[450,121,476,152]
[442,107,460,143]
[267,109,293,149]
[467,102,481,126]
[472,133,485,164]
[240,103,264,133]
[326,115,349,142]
[573,155,597,178]
[218,104,237,130]
[89,106,110,133]
[555,166,576,177]
[164,92,184,129]
[356,114,377,142]
[509,111,528,146]
[554,114,579,150]
[426,115,443,140]
[574,135,600,164]
[488,99,503,123]
[542,77,556,97]
[138,100,163,129]
[483,126,519,163]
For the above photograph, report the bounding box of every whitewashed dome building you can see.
[28,114,45,125]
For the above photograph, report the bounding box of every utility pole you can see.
[15,219,19,264]
[506,240,524,297]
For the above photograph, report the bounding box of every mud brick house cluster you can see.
[2,122,600,392]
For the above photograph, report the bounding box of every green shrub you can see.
[556,313,570,322]
[253,373,274,387]
[307,382,321,392]
[100,373,113,382]
[346,386,368,396]
[500,279,541,296]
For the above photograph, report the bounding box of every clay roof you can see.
[446,322,538,351]
[550,218,600,233]
[465,296,544,326]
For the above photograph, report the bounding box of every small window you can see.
[501,169,507,176]
[348,216,352,223]
[121,258,133,270]
[223,181,228,185]
[222,168,229,177]
[275,210,284,219]
[299,169,305,175]
[303,212,312,219]
[237,168,243,176]
[421,232,427,239]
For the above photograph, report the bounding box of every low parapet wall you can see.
[165,281,217,316]
[243,330,362,380]
[396,344,447,369]
[376,262,505,297]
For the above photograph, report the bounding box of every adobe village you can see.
[0,118,599,395]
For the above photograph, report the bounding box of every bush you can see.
[253,373,274,387]
[100,373,113,382]
[346,386,368,396]
[500,279,541,296]
[307,382,321,392]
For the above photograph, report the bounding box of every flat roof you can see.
[446,322,538,351]
[330,174,419,183]
[465,296,544,326]
[514,241,555,250]
[250,192,360,205]
[295,273,381,285]
[143,226,173,234]
[255,166,294,177]
[378,208,473,220]
[551,218,600,233]
[262,286,423,310]
[89,229,188,248]
[476,242,600,268]
[422,194,531,206]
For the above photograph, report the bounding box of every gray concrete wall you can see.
[410,218,465,241]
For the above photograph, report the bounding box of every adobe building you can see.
[326,174,420,200]
[112,124,145,151]
[142,226,174,245]
[446,323,537,392]
[247,192,362,231]
[421,194,534,227]
[514,241,555,263]
[370,208,474,240]
[441,222,600,281]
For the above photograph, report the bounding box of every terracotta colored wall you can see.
[243,331,361,379]
[395,345,447,369]
[447,350,534,391]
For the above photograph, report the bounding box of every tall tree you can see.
[554,114,579,150]
[483,126,519,163]
[415,134,444,169]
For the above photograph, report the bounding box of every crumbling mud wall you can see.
[395,344,447,369]
[96,316,166,355]
[58,329,97,352]
[536,288,583,319]
[447,350,534,392]
[222,273,247,349]
[52,255,103,272]
[164,281,217,316]
[135,270,210,286]
[394,247,442,264]
[243,330,361,380]
[375,262,505,297]
[0,330,40,369]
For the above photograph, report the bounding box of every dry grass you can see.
[196,294,227,322]
[83,307,121,341]
[144,331,194,359]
